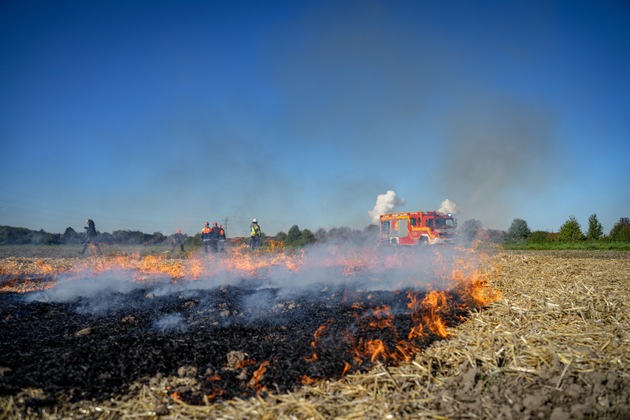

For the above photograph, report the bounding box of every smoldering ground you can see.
[0,243,490,406]
[22,242,473,324]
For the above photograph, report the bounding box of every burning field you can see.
[0,245,628,418]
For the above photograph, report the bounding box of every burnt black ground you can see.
[0,282,469,408]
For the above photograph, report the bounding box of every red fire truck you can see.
[378,211,457,246]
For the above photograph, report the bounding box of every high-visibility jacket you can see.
[201,227,212,241]
[250,224,261,237]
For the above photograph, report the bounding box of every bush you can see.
[505,219,531,244]
[299,229,316,246]
[558,216,585,242]
[609,218,630,242]
[528,230,556,244]
[286,225,302,246]
[275,232,288,243]
[586,214,604,240]
[476,229,506,244]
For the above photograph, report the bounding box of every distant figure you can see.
[201,222,212,253]
[170,228,186,252]
[250,218,262,250]
[80,219,102,255]
[210,221,220,253]
[218,224,226,253]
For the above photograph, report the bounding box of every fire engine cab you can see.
[379,211,457,246]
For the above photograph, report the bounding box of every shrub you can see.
[558,216,584,242]
[286,225,302,245]
[586,214,604,240]
[505,218,531,243]
[528,230,556,244]
[609,218,630,242]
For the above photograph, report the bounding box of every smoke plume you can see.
[368,190,405,225]
[438,199,458,215]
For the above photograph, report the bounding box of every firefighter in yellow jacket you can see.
[250,218,262,250]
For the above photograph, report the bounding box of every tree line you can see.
[0,226,169,246]
[2,214,628,247]
[459,215,630,245]
[0,224,378,247]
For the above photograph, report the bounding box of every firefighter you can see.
[210,221,220,253]
[201,222,212,253]
[217,224,226,252]
[250,218,262,250]
[170,228,186,252]
[80,219,102,256]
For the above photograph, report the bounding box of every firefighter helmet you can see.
[252,218,257,223]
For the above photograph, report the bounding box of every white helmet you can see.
[252,218,257,223]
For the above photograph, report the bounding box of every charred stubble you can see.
[0,284,470,408]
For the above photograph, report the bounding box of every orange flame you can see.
[248,361,270,389]
[300,375,317,385]
[368,305,394,329]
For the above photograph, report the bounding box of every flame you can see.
[421,290,451,338]
[368,305,394,329]
[341,362,352,377]
[304,244,502,371]
[448,249,503,307]
[362,339,388,362]
[300,375,317,385]
[248,361,270,390]
[203,374,225,400]
[305,321,333,362]
[0,247,308,293]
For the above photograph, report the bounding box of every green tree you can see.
[286,225,302,245]
[62,227,82,244]
[558,216,584,242]
[459,219,483,245]
[586,213,603,240]
[299,229,316,246]
[505,218,531,243]
[275,231,288,243]
[609,218,630,242]
[314,228,327,241]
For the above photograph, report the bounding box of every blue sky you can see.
[1,0,628,237]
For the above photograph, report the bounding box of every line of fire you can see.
[0,211,502,408]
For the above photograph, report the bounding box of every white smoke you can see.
[438,198,458,215]
[153,313,187,332]
[368,190,405,225]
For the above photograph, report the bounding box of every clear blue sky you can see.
[1,0,628,237]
